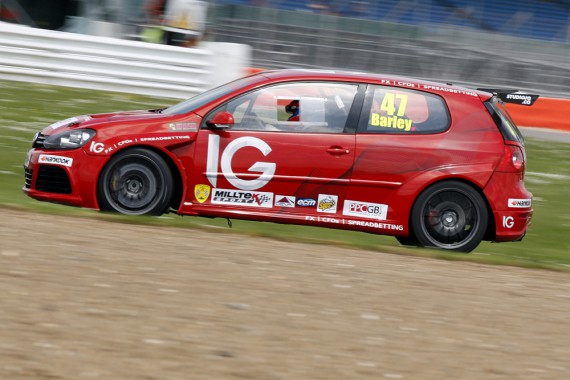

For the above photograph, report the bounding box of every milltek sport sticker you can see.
[343,200,388,220]
[212,189,273,208]
[508,198,532,208]
[39,154,73,167]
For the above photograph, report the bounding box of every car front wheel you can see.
[410,181,488,252]
[97,148,173,216]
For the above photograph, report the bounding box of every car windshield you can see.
[162,75,262,115]
[485,98,525,145]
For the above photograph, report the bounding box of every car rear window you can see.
[359,85,450,134]
[485,98,525,145]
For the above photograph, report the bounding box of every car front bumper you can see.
[23,148,108,210]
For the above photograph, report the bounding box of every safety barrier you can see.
[0,22,251,99]
[1,22,566,131]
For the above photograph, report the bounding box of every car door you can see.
[189,81,362,221]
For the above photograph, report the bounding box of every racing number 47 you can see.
[381,93,408,116]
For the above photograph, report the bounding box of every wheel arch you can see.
[96,145,185,213]
[406,177,495,242]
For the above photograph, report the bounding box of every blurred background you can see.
[0,0,568,97]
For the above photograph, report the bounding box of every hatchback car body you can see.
[23,70,534,252]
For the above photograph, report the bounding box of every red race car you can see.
[23,70,535,252]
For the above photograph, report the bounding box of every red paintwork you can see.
[23,69,533,243]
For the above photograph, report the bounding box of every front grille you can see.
[33,133,47,148]
[24,168,33,189]
[36,166,72,194]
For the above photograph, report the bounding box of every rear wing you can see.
[477,88,539,106]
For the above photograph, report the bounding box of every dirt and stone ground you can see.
[1,209,569,380]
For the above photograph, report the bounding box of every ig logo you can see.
[90,141,105,154]
[502,216,514,229]
[207,135,276,191]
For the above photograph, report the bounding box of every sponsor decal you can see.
[139,135,190,142]
[420,85,477,97]
[317,194,338,213]
[207,135,276,191]
[304,215,402,230]
[90,139,136,155]
[194,184,211,204]
[304,216,341,224]
[90,141,105,153]
[168,122,198,132]
[115,139,134,147]
[506,94,531,102]
[347,220,404,231]
[297,198,316,207]
[503,93,538,106]
[502,216,514,229]
[212,188,273,208]
[380,79,418,88]
[39,154,73,167]
[508,198,531,208]
[342,200,388,220]
[275,195,296,208]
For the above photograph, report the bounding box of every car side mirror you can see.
[206,111,234,129]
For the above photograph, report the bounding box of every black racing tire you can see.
[410,181,488,253]
[97,148,173,216]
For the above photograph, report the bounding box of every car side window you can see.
[231,99,251,124]
[213,82,358,133]
[359,86,450,134]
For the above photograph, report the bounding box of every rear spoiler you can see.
[477,88,539,106]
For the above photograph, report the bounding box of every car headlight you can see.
[43,129,96,150]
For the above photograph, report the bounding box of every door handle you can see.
[326,146,350,155]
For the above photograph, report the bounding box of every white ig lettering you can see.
[502,216,514,229]
[90,141,104,153]
[206,135,276,191]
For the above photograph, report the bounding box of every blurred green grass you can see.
[1,80,569,269]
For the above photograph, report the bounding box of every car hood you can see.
[41,109,184,135]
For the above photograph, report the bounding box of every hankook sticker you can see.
[39,154,73,167]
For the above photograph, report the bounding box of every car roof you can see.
[253,69,490,99]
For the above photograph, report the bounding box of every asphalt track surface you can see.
[0,127,568,380]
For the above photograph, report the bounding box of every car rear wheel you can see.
[98,148,173,216]
[410,181,488,252]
